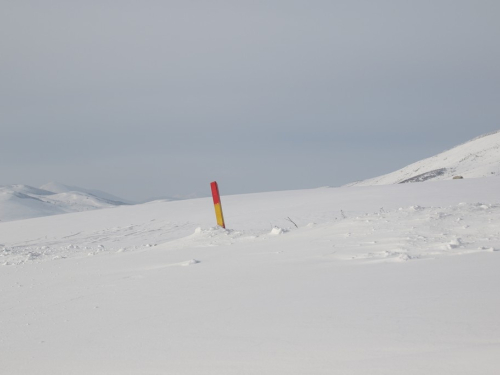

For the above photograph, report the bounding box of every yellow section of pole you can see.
[214,203,225,228]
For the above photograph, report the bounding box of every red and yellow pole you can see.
[210,181,225,228]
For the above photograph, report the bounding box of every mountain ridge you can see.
[40,182,134,204]
[347,130,500,186]
[0,183,129,222]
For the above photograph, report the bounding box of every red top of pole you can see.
[210,181,221,205]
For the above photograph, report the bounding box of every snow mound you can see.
[270,226,288,235]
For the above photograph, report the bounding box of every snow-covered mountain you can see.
[40,182,134,204]
[0,184,129,222]
[348,130,500,186]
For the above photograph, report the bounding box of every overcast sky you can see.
[1,1,499,201]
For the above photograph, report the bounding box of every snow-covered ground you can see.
[349,130,500,186]
[1,178,499,374]
[0,183,129,222]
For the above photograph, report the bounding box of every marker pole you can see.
[210,181,225,228]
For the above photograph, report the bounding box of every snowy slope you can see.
[349,130,500,186]
[0,184,128,222]
[1,178,499,374]
[0,190,67,222]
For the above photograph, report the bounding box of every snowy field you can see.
[1,178,500,374]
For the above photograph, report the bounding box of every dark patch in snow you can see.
[399,168,447,184]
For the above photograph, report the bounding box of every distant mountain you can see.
[140,196,180,204]
[40,182,134,204]
[0,184,130,222]
[139,192,203,204]
[348,130,500,186]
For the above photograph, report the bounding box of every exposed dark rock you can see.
[399,168,447,184]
